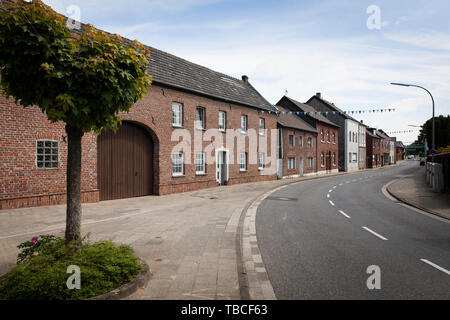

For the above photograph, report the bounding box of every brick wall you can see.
[316,122,339,173]
[1,83,277,209]
[0,94,98,210]
[280,127,316,177]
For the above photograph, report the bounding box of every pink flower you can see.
[30,237,38,244]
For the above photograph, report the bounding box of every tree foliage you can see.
[0,0,152,243]
[0,0,152,133]
[416,115,450,151]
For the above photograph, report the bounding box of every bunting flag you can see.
[258,108,396,115]
[386,130,416,134]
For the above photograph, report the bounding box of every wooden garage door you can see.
[97,122,153,201]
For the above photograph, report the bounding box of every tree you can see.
[0,0,152,243]
[415,115,450,151]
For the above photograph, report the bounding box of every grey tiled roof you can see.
[307,95,360,123]
[0,0,274,111]
[276,106,317,133]
[145,47,274,111]
[283,96,340,127]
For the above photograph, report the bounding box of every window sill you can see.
[172,174,185,178]
[240,169,247,173]
[195,173,206,176]
[241,131,248,135]
[172,125,184,129]
[219,129,226,133]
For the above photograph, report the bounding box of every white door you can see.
[216,150,228,185]
[300,158,304,176]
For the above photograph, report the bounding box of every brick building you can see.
[366,128,381,168]
[395,141,405,162]
[275,96,339,175]
[377,129,391,166]
[276,105,317,178]
[306,93,360,172]
[0,43,278,209]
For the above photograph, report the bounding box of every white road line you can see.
[327,194,330,198]
[339,183,343,186]
[329,200,335,206]
[420,259,450,275]
[362,226,388,241]
[333,186,337,189]
[329,189,333,193]
[338,210,351,219]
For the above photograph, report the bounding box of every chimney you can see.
[360,120,364,124]
[242,75,248,83]
[316,92,321,99]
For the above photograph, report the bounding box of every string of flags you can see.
[258,108,396,115]
[386,130,416,134]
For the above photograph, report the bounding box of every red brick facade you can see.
[281,128,316,177]
[316,123,339,173]
[0,84,278,209]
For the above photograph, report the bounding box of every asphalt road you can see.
[256,161,450,299]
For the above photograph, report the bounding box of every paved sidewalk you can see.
[0,172,346,300]
[387,166,450,220]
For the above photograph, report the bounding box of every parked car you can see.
[420,157,425,166]
[408,155,414,159]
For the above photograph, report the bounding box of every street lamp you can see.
[391,83,435,161]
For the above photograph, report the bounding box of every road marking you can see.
[329,189,333,193]
[329,200,335,206]
[362,226,388,241]
[333,186,337,189]
[327,194,330,198]
[338,210,351,219]
[420,259,450,275]
[339,183,343,186]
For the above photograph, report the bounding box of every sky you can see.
[43,0,450,145]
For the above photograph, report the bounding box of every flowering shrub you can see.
[17,235,59,263]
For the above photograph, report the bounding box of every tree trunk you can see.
[65,124,84,245]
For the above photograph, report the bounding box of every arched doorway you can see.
[97,122,154,201]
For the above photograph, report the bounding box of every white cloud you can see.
[385,30,450,51]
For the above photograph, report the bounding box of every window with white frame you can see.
[349,131,352,142]
[239,152,247,171]
[172,152,184,176]
[219,111,226,131]
[307,137,313,147]
[321,152,324,167]
[241,115,248,133]
[333,152,336,166]
[172,102,183,127]
[353,153,357,163]
[289,135,295,146]
[307,157,314,169]
[332,132,336,143]
[36,140,58,169]
[320,130,324,142]
[349,152,352,163]
[196,107,205,130]
[299,136,303,147]
[195,152,206,174]
[258,152,265,170]
[326,131,330,142]
[288,157,296,170]
[259,118,265,135]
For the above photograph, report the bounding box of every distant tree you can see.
[416,115,450,151]
[0,0,152,244]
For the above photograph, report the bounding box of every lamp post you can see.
[391,83,435,161]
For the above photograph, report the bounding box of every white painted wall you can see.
[344,119,360,172]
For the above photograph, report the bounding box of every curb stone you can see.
[89,258,151,300]
[386,179,450,222]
